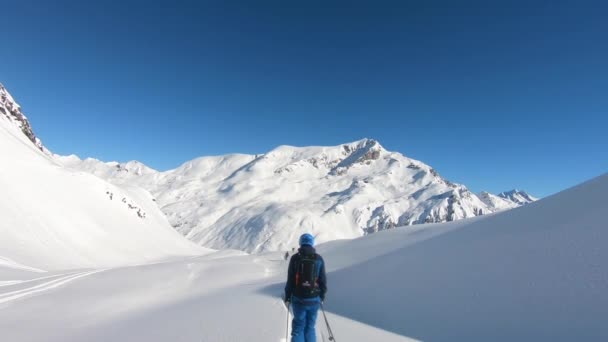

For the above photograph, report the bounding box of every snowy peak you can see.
[237,138,388,178]
[121,160,157,176]
[104,160,157,177]
[478,191,519,211]
[340,138,385,156]
[331,139,384,175]
[261,138,386,176]
[498,189,538,205]
[0,83,44,151]
[55,154,158,180]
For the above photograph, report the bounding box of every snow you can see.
[0,113,206,271]
[54,155,158,179]
[0,252,415,342]
[1,83,602,340]
[498,189,538,205]
[324,173,608,341]
[477,191,519,211]
[58,139,534,253]
[0,173,605,341]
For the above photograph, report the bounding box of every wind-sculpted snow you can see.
[59,138,535,252]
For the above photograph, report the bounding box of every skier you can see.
[284,233,327,342]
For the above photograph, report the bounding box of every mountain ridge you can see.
[0,83,536,254]
[57,138,537,252]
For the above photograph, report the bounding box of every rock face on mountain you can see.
[57,137,536,253]
[0,83,44,151]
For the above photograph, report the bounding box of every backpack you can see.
[294,253,320,298]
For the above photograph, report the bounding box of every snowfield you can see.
[0,99,206,270]
[1,173,606,341]
[321,173,608,341]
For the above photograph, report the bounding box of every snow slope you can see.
[322,173,608,341]
[0,98,206,271]
[0,173,604,341]
[59,140,534,253]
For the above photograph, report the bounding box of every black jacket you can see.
[284,245,327,301]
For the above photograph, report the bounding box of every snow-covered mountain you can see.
[0,85,205,270]
[477,191,520,211]
[55,154,157,179]
[498,189,538,205]
[1,83,535,255]
[58,139,535,253]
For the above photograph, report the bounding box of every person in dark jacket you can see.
[284,233,327,342]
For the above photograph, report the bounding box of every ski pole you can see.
[286,301,290,341]
[320,303,336,341]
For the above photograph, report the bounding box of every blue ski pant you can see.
[291,300,320,342]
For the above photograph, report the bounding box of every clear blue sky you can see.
[2,1,607,197]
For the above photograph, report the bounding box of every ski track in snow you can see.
[0,256,46,273]
[0,269,105,305]
[0,272,72,288]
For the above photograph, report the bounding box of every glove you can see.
[283,294,290,304]
[320,295,325,303]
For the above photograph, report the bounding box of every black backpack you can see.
[294,253,320,298]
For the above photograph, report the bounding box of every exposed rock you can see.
[0,83,44,151]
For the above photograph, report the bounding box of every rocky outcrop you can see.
[0,83,44,151]
[330,139,383,176]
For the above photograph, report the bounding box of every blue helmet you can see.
[299,233,314,247]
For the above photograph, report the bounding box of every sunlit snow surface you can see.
[0,110,205,270]
[1,173,606,341]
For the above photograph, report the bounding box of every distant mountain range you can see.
[1,83,536,254]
